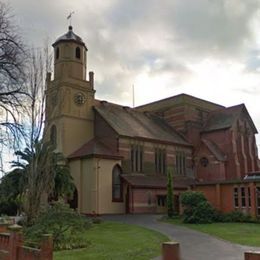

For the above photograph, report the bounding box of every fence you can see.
[0,224,53,260]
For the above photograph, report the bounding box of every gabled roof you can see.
[202,139,227,162]
[202,104,258,133]
[121,174,195,189]
[94,101,191,146]
[68,138,122,160]
[136,93,223,113]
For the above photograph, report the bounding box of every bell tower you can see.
[45,26,95,157]
[53,25,87,81]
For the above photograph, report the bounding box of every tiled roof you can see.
[68,138,122,160]
[202,139,227,162]
[94,102,190,146]
[203,104,257,133]
[121,174,195,189]
[136,93,223,113]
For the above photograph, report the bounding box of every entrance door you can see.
[174,195,180,214]
[68,189,78,210]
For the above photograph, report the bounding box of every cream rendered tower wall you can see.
[45,27,125,215]
[45,26,95,156]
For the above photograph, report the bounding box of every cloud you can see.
[9,0,260,149]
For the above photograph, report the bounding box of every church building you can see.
[45,26,260,217]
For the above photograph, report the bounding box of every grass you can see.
[163,217,260,247]
[54,221,169,260]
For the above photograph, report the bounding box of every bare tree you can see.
[24,44,52,148]
[0,2,27,170]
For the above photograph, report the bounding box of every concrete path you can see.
[103,214,260,260]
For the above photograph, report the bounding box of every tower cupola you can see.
[52,26,88,80]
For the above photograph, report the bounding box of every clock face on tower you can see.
[74,92,86,105]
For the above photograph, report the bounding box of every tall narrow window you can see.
[157,195,166,207]
[50,125,57,148]
[248,187,251,208]
[56,47,59,59]
[176,151,186,175]
[155,148,166,174]
[256,187,260,216]
[131,144,143,172]
[76,47,81,59]
[112,165,122,201]
[241,187,246,207]
[233,187,239,208]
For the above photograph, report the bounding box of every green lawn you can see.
[54,221,169,260]
[164,217,260,247]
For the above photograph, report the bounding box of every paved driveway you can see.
[103,214,260,260]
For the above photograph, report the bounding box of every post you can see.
[162,241,180,260]
[8,224,22,260]
[40,234,53,260]
[244,251,260,260]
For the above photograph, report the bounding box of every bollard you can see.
[162,241,180,260]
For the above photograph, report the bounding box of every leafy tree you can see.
[11,141,75,224]
[167,169,174,218]
[0,168,25,215]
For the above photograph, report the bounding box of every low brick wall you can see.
[161,242,260,260]
[0,224,10,233]
[0,225,53,260]
[244,251,260,260]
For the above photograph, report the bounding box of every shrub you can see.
[181,191,207,207]
[222,211,252,223]
[24,201,91,250]
[183,201,216,224]
[181,191,216,224]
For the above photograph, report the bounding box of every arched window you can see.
[50,125,57,148]
[112,165,123,201]
[56,47,59,59]
[76,47,80,59]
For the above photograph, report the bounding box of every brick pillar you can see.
[40,234,53,260]
[8,224,22,260]
[216,184,221,210]
[244,251,260,260]
[162,241,180,260]
[249,183,256,217]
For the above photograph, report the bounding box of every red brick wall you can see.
[196,143,226,181]
[0,231,53,260]
[118,137,193,176]
[193,182,258,217]
[128,188,184,214]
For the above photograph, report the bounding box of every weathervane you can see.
[67,11,75,26]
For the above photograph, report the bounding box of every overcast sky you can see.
[9,0,260,150]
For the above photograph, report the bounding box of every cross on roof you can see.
[67,11,75,26]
